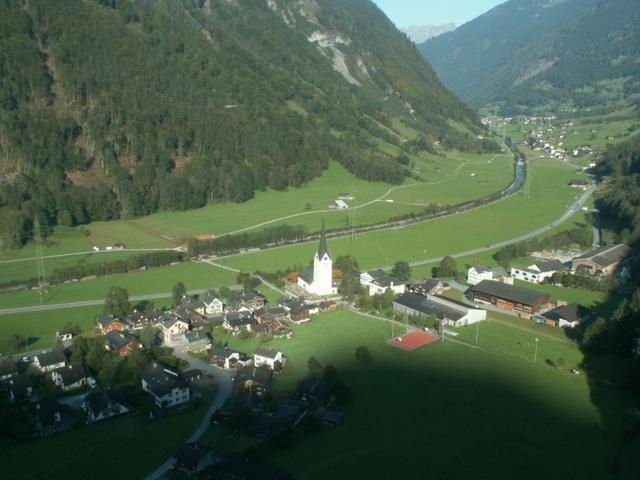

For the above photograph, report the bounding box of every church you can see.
[298,222,336,296]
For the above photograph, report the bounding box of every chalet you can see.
[82,389,130,423]
[174,443,220,473]
[234,366,272,396]
[255,320,293,339]
[572,244,637,276]
[0,357,18,382]
[211,346,251,370]
[469,280,550,316]
[176,305,206,325]
[181,369,203,385]
[253,347,286,371]
[175,329,211,353]
[141,363,191,408]
[96,314,126,334]
[9,374,33,402]
[360,269,405,296]
[225,300,252,315]
[223,312,255,333]
[542,303,591,328]
[160,316,190,341]
[32,398,63,429]
[104,330,143,356]
[237,289,267,312]
[33,350,66,372]
[203,295,225,316]
[290,305,311,324]
[321,300,338,311]
[51,363,92,391]
[255,307,289,323]
[467,266,513,286]
[394,293,486,327]
[408,278,445,296]
[121,310,149,330]
[511,260,564,284]
[181,299,207,316]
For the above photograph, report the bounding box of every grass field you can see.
[215,157,587,273]
[0,387,216,480]
[200,310,640,479]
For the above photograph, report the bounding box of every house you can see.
[568,179,589,190]
[467,266,513,286]
[55,330,74,344]
[96,313,126,334]
[237,289,267,312]
[360,269,406,296]
[321,300,338,311]
[32,398,63,429]
[175,329,211,353]
[511,260,564,284]
[9,374,33,401]
[394,293,487,327]
[408,278,444,296]
[211,346,251,370]
[298,221,337,296]
[253,347,286,371]
[469,280,550,316]
[255,320,293,339]
[51,363,92,391]
[255,307,289,323]
[33,350,66,372]
[290,304,311,324]
[234,366,272,396]
[121,310,149,330]
[104,330,143,356]
[82,389,130,423]
[203,295,225,316]
[223,312,256,333]
[0,357,18,382]
[160,316,190,341]
[181,299,207,316]
[572,244,637,276]
[174,443,220,473]
[334,199,348,209]
[542,303,592,328]
[176,305,205,325]
[141,363,191,408]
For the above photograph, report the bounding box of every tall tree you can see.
[437,256,458,278]
[104,286,130,318]
[391,261,411,282]
[172,281,187,306]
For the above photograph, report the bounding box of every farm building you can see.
[393,293,486,327]
[334,199,348,209]
[468,280,550,316]
[467,266,513,285]
[572,244,636,276]
[541,303,591,328]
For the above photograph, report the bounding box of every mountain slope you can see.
[402,24,456,44]
[419,0,640,113]
[0,0,492,247]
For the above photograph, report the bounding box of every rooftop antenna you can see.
[34,218,47,305]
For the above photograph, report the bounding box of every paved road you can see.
[145,350,233,480]
[0,248,177,265]
[0,286,242,317]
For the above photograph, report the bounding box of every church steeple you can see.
[317,220,329,259]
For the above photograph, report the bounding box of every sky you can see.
[372,0,506,28]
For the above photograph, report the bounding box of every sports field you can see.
[201,310,640,479]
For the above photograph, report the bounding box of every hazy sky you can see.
[373,0,506,28]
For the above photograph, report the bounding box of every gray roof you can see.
[544,303,591,324]
[394,293,467,321]
[574,244,636,269]
[299,266,314,285]
[84,388,127,417]
[234,365,272,388]
[0,357,18,377]
[142,363,187,397]
[211,346,245,359]
[185,330,209,343]
[533,260,564,273]
[36,350,66,368]
[317,220,330,259]
[105,330,135,351]
[254,347,280,359]
[96,313,117,326]
[53,363,89,386]
[470,280,549,307]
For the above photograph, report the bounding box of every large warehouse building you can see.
[393,293,486,327]
[468,280,550,317]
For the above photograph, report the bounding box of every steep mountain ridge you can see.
[419,0,640,113]
[0,0,490,246]
[402,24,456,44]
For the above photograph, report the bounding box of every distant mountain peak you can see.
[402,24,456,44]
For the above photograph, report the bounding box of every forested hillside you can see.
[0,0,490,247]
[419,0,640,113]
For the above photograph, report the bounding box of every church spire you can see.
[317,220,329,259]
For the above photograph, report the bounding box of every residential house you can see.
[253,347,286,371]
[141,362,191,408]
[255,307,289,323]
[9,374,33,401]
[181,299,207,316]
[174,443,220,473]
[82,389,130,423]
[175,329,211,353]
[96,314,126,334]
[176,305,205,325]
[568,179,589,190]
[0,357,18,382]
[234,366,272,396]
[511,260,564,284]
[33,350,66,372]
[469,280,550,317]
[290,304,311,324]
[394,293,487,327]
[122,310,150,330]
[360,269,406,296]
[51,363,92,391]
[104,330,143,356]
[408,278,444,296]
[542,303,592,328]
[203,295,225,316]
[572,244,637,276]
[256,320,292,339]
[237,289,267,312]
[160,316,190,342]
[55,330,74,344]
[211,346,251,370]
[321,300,338,311]
[223,312,256,333]
[467,266,513,286]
